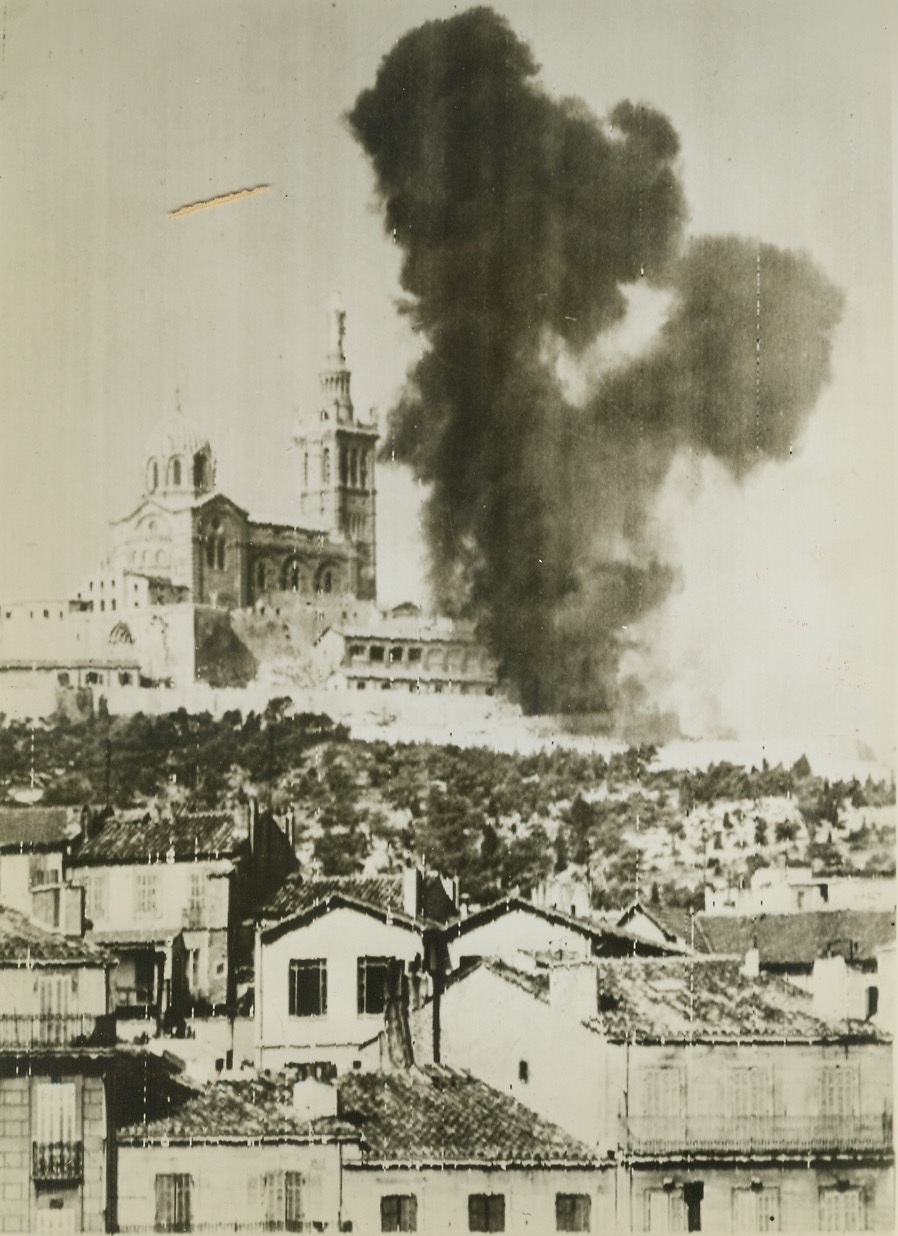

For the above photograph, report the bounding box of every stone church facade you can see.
[96,296,377,612]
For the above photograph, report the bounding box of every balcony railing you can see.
[0,1013,116,1048]
[626,1114,893,1155]
[32,1141,83,1182]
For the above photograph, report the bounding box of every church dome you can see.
[159,414,212,460]
[145,413,216,498]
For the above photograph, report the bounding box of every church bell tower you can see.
[294,296,378,600]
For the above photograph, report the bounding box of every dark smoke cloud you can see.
[348,7,843,717]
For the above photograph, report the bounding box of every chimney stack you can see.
[292,1077,338,1121]
[549,962,598,1023]
[742,947,760,979]
[402,865,421,918]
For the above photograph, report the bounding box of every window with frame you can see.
[645,1188,686,1233]
[556,1193,591,1232]
[819,1065,859,1118]
[645,1184,702,1233]
[289,959,327,1016]
[731,1066,772,1122]
[819,1187,863,1232]
[35,1080,76,1146]
[381,1194,418,1232]
[358,956,392,1015]
[187,872,205,926]
[135,870,159,917]
[155,1173,191,1233]
[733,1187,780,1232]
[468,1194,505,1233]
[285,1171,304,1232]
[86,871,107,923]
[642,1067,684,1132]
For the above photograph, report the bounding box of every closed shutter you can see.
[35,1082,76,1146]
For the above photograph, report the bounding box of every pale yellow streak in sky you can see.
[168,185,270,219]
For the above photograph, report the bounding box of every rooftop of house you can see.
[0,903,113,967]
[460,955,888,1045]
[116,1076,358,1146]
[118,1067,598,1165]
[340,1066,598,1166]
[256,872,457,931]
[696,909,896,966]
[615,901,714,951]
[73,810,247,866]
[582,957,889,1044]
[443,895,684,957]
[0,806,75,853]
[258,874,407,920]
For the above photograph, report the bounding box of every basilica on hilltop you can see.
[85,296,378,613]
[0,300,497,714]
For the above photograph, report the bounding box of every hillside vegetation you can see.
[1,706,893,908]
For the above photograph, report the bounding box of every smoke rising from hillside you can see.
[348,6,843,717]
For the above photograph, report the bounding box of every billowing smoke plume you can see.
[349,7,843,717]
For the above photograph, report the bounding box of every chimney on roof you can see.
[292,1077,338,1121]
[812,954,850,1024]
[549,962,598,1023]
[742,947,760,979]
[403,865,422,918]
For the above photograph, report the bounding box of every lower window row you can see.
[383,1191,591,1232]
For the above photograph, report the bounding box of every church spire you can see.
[320,292,353,423]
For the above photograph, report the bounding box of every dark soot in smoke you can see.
[348,6,843,717]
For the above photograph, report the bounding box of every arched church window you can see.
[360,452,368,489]
[340,446,348,486]
[193,451,208,491]
[206,537,215,569]
[170,457,182,487]
[322,448,331,485]
[282,558,302,592]
[317,568,334,595]
[257,560,267,590]
[216,538,226,570]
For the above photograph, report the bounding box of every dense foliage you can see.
[0,708,893,907]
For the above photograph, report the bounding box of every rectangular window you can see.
[187,872,205,926]
[646,1189,686,1233]
[407,647,422,663]
[259,1171,285,1228]
[731,1066,772,1119]
[556,1193,591,1232]
[155,1173,191,1233]
[35,1081,76,1146]
[285,1172,304,1232]
[820,1188,863,1232]
[289,959,327,1016]
[643,1068,683,1118]
[86,872,107,923]
[819,1065,859,1117]
[358,956,392,1015]
[135,870,159,918]
[382,1194,418,1232]
[369,645,385,662]
[469,1194,505,1233]
[733,1188,780,1232]
[518,1060,530,1083]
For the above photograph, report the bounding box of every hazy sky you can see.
[0,1,893,753]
